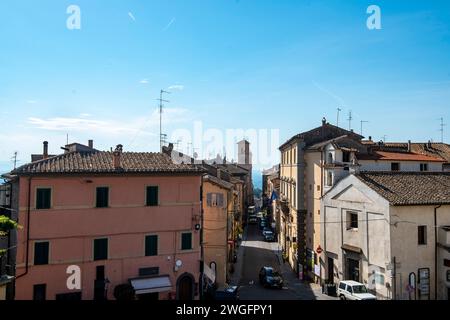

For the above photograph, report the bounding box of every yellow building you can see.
[202,174,234,288]
[279,118,362,279]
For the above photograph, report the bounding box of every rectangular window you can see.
[391,163,400,171]
[36,188,51,209]
[146,186,159,206]
[420,163,429,172]
[145,235,158,256]
[93,238,108,261]
[34,241,49,265]
[346,212,358,230]
[181,232,192,250]
[418,226,427,245]
[139,267,159,277]
[33,284,46,301]
[96,187,109,208]
[343,151,351,163]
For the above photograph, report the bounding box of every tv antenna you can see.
[11,151,19,169]
[347,110,353,131]
[157,89,170,151]
[360,120,369,136]
[439,117,446,143]
[336,107,342,127]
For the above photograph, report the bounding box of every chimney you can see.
[322,117,327,126]
[368,136,372,141]
[43,141,49,159]
[88,140,93,149]
[113,144,123,169]
[407,140,411,152]
[427,140,432,149]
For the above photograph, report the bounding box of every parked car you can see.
[264,231,275,242]
[337,281,377,300]
[214,286,240,301]
[248,214,258,224]
[259,267,283,289]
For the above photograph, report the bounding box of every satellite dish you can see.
[176,260,183,268]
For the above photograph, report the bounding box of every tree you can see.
[0,216,18,257]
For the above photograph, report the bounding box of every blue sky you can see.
[0,0,449,174]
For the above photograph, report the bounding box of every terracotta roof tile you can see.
[356,172,450,205]
[357,151,445,162]
[11,151,203,175]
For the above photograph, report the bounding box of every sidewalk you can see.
[228,226,248,286]
[273,249,337,300]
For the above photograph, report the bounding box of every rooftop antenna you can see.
[337,107,342,127]
[187,142,193,156]
[382,135,388,143]
[157,89,170,151]
[360,120,369,136]
[175,139,182,150]
[11,151,19,169]
[66,133,69,145]
[439,117,446,143]
[347,110,353,131]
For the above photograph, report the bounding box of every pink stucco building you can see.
[6,142,204,300]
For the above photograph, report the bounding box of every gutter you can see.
[16,177,31,279]
[434,204,441,300]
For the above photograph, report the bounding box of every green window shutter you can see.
[146,186,159,206]
[181,233,192,250]
[93,238,108,261]
[145,235,158,256]
[36,188,51,209]
[34,242,49,265]
[96,187,109,208]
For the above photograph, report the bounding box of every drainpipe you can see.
[16,176,32,279]
[199,175,205,301]
[434,204,441,300]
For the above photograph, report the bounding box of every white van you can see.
[337,281,377,300]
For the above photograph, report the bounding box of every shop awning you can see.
[130,276,172,295]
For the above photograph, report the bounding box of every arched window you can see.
[327,171,333,187]
[327,153,333,164]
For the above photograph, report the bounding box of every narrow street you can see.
[231,223,337,300]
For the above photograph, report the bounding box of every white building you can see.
[321,172,450,300]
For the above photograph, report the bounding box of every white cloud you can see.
[140,79,149,84]
[26,108,190,136]
[163,18,176,31]
[128,12,136,21]
[168,84,184,91]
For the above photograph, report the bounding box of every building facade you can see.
[321,172,450,300]
[5,143,204,300]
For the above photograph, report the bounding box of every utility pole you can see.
[360,120,369,136]
[157,89,170,151]
[439,117,446,143]
[347,110,353,131]
[336,108,342,127]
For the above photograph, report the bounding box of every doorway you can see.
[177,274,194,301]
[327,257,334,284]
[346,258,360,281]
